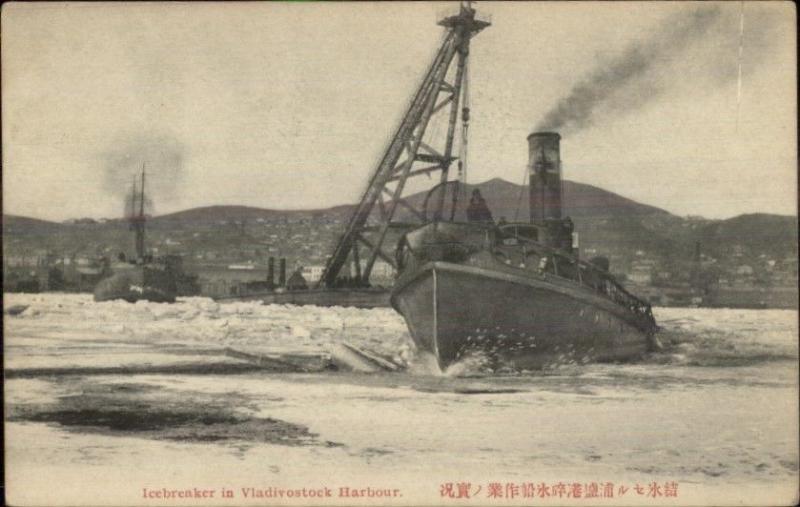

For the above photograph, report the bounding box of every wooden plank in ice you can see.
[329,342,401,373]
[223,347,330,372]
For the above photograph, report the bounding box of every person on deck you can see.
[466,189,494,224]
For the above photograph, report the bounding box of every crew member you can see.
[466,189,494,224]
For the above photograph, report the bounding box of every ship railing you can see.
[518,243,653,320]
[490,226,652,316]
[572,256,653,319]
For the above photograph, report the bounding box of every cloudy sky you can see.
[2,1,796,221]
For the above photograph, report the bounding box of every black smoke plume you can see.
[536,6,724,134]
[123,183,155,220]
[101,133,185,218]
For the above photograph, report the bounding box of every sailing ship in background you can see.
[94,166,197,303]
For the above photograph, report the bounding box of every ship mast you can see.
[319,2,490,288]
[130,175,137,223]
[131,163,146,260]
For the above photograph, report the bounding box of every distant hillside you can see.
[468,177,670,220]
[3,178,796,274]
[698,213,798,261]
[134,177,671,229]
[1,177,678,230]
[151,206,285,228]
[150,204,355,229]
[3,215,66,235]
[386,177,671,223]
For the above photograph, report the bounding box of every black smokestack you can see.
[536,6,723,135]
[279,258,287,287]
[528,132,562,223]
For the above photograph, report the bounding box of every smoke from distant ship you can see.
[101,133,185,217]
[535,5,776,135]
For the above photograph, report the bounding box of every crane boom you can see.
[319,3,489,288]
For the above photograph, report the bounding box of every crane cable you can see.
[460,57,470,185]
[451,57,471,220]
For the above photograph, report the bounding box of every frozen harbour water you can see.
[4,293,799,506]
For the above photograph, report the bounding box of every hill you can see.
[3,179,796,280]
[471,177,670,220]
[3,215,67,236]
[130,177,672,229]
[151,206,286,228]
[698,213,798,261]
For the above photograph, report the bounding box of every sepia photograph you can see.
[3,1,798,505]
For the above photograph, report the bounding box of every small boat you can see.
[94,166,195,303]
[390,132,657,371]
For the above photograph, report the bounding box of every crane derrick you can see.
[320,3,490,288]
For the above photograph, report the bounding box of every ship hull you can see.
[391,261,654,371]
[93,265,176,303]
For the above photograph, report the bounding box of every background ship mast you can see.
[319,1,490,288]
[129,164,147,260]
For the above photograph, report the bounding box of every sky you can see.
[2,1,796,221]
